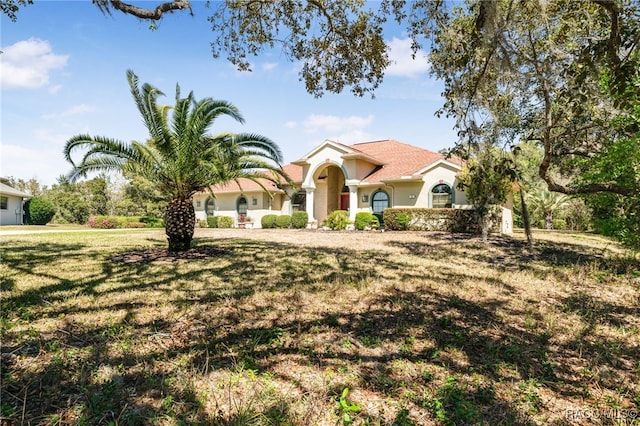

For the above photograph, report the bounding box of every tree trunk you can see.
[519,189,533,246]
[545,212,553,229]
[164,197,195,252]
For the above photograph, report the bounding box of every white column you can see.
[305,188,316,223]
[349,185,358,221]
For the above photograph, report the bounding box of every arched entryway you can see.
[313,165,346,223]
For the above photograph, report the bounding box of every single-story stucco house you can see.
[193,139,513,233]
[0,178,31,226]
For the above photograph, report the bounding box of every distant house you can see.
[193,139,513,233]
[0,178,32,225]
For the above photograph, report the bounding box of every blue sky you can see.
[1,1,458,187]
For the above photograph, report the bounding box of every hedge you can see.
[25,197,56,225]
[217,216,234,228]
[207,216,219,228]
[354,212,379,230]
[261,214,278,229]
[383,208,501,233]
[323,210,350,230]
[291,211,309,229]
[276,214,292,228]
[87,215,164,229]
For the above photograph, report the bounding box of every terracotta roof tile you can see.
[205,140,460,193]
[210,178,281,193]
[349,140,460,182]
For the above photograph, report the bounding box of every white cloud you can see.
[262,62,278,72]
[0,38,69,90]
[0,143,66,186]
[48,84,63,94]
[297,114,376,147]
[386,37,430,78]
[42,104,96,120]
[302,114,374,134]
[284,121,297,129]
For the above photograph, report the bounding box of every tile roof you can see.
[208,164,301,194]
[205,140,460,193]
[348,140,461,182]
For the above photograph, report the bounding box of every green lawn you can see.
[1,229,638,425]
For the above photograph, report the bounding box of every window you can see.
[431,183,453,208]
[205,198,216,216]
[371,190,389,214]
[0,196,7,210]
[237,196,248,214]
[292,191,306,212]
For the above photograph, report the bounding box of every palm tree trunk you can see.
[165,198,195,252]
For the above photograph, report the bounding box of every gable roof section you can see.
[292,139,385,167]
[291,139,353,165]
[349,140,461,183]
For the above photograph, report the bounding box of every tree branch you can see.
[97,0,192,20]
[591,0,621,67]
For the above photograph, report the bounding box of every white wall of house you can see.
[0,195,25,225]
[192,191,289,228]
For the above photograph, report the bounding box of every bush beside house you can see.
[217,216,234,228]
[276,215,292,228]
[261,214,278,229]
[354,212,379,230]
[25,197,56,225]
[323,210,350,230]
[383,208,501,233]
[291,211,308,229]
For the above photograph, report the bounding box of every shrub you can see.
[323,210,350,230]
[124,222,146,228]
[552,219,566,230]
[198,219,208,228]
[140,217,164,228]
[88,215,163,229]
[207,216,219,228]
[261,214,278,229]
[217,216,234,228]
[383,208,494,233]
[396,212,411,230]
[291,211,309,229]
[354,212,379,230]
[88,216,119,229]
[276,215,292,228]
[25,197,56,225]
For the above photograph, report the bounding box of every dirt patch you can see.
[107,245,232,263]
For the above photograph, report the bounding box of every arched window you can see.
[237,196,248,215]
[371,190,390,215]
[431,183,453,208]
[205,198,216,216]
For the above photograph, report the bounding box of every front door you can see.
[340,193,349,211]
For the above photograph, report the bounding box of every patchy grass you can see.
[1,228,638,425]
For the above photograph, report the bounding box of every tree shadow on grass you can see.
[1,235,637,424]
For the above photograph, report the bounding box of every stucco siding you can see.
[0,195,25,225]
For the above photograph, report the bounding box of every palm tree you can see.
[525,188,570,229]
[64,70,286,251]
